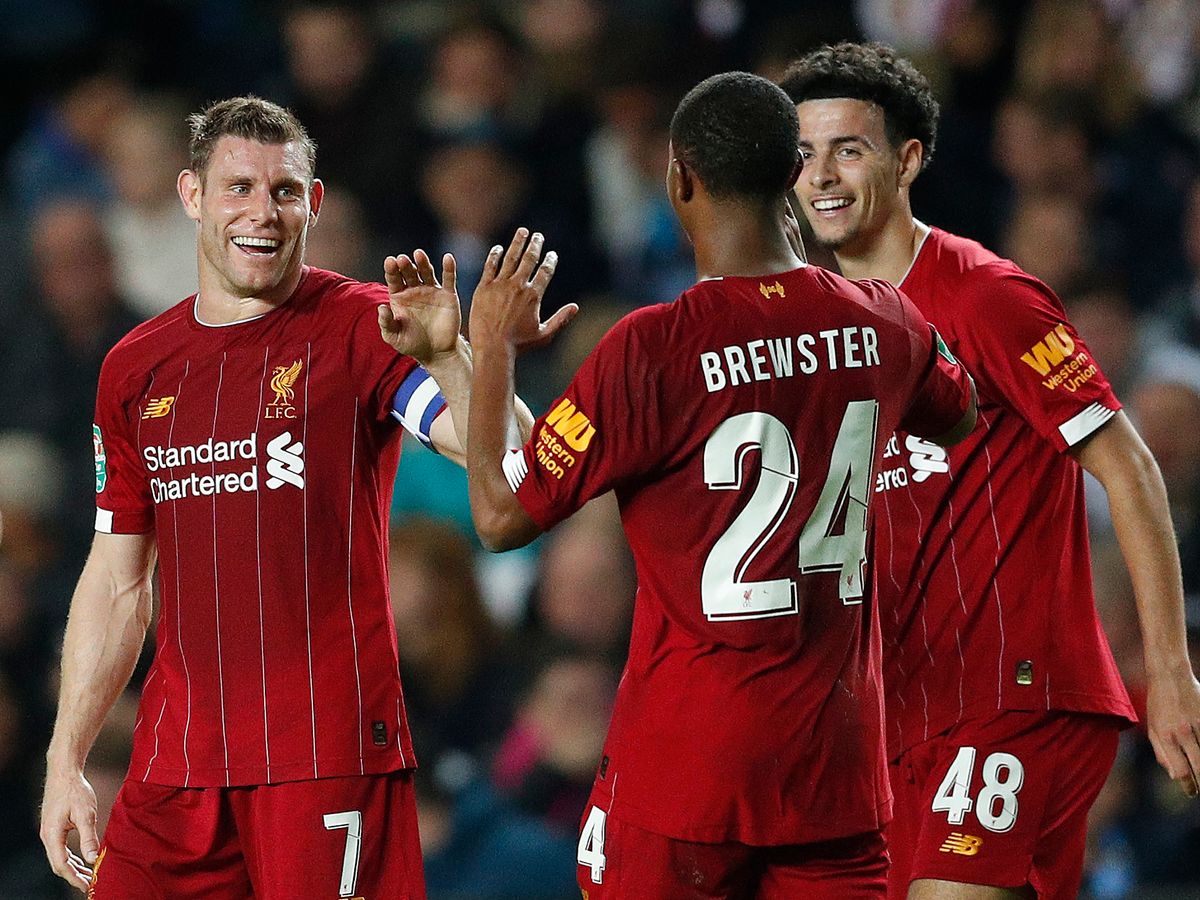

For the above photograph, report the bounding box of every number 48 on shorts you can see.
[931,746,1025,832]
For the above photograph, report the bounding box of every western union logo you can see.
[545,398,595,451]
[939,832,983,856]
[142,396,176,419]
[759,280,785,300]
[1020,324,1075,375]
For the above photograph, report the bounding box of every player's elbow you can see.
[929,379,978,447]
[471,501,535,553]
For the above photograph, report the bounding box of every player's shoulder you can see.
[922,227,1058,313]
[301,266,387,316]
[104,296,192,367]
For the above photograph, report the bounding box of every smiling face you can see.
[179,135,322,304]
[794,98,916,257]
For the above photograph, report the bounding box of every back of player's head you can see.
[669,72,800,203]
[779,42,939,170]
[186,96,318,181]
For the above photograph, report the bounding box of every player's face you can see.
[182,136,320,300]
[794,98,904,255]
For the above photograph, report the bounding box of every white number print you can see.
[931,747,1025,833]
[700,401,879,620]
[323,810,363,898]
[577,805,607,884]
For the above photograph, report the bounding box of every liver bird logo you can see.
[269,359,303,408]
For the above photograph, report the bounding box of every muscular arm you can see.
[1070,411,1200,796]
[425,335,535,467]
[41,531,157,889]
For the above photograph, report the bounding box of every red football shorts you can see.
[575,778,886,899]
[89,771,425,900]
[886,710,1121,899]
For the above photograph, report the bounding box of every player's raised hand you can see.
[378,249,462,363]
[1146,669,1200,798]
[40,767,100,892]
[469,228,577,353]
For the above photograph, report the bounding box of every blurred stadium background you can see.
[1,1,1199,897]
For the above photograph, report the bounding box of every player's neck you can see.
[195,265,304,325]
[834,211,924,287]
[693,207,803,280]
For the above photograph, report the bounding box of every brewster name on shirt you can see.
[700,326,880,393]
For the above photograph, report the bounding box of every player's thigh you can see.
[757,829,887,900]
[236,771,425,900]
[892,711,1119,897]
[576,781,756,899]
[90,780,252,900]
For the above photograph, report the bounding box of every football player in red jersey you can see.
[465,71,976,899]
[782,42,1200,900]
[38,96,549,898]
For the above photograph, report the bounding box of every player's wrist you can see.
[1145,655,1196,681]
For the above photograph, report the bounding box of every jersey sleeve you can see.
[507,314,658,531]
[94,351,154,534]
[900,319,976,438]
[956,268,1120,450]
[344,281,448,438]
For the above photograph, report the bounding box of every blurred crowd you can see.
[1,1,1200,897]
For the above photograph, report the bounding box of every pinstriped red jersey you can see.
[93,267,432,787]
[508,264,974,843]
[874,227,1136,761]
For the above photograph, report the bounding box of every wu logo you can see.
[1019,325,1075,375]
[267,359,303,419]
[266,431,304,489]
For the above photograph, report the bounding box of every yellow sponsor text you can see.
[1019,324,1075,376]
[142,396,176,419]
[1039,351,1097,393]
[545,398,596,451]
[939,832,983,856]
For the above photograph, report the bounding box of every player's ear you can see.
[308,178,324,225]
[178,169,202,222]
[785,154,802,192]
[668,158,694,205]
[897,139,923,190]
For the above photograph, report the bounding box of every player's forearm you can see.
[1102,445,1191,676]
[46,551,154,772]
[427,336,534,455]
[468,339,538,550]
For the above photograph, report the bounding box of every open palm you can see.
[378,249,462,363]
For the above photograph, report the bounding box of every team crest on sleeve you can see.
[93,424,107,493]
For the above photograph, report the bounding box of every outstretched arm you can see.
[378,245,534,467]
[41,531,156,892]
[1070,411,1200,798]
[468,230,577,551]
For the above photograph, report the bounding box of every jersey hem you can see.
[131,751,415,788]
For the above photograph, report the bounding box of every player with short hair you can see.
[464,71,976,899]
[781,42,1200,900]
[38,95,548,899]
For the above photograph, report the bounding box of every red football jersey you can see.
[93,267,440,787]
[509,264,973,844]
[874,226,1136,761]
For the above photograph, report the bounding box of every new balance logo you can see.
[265,431,304,489]
[939,832,983,856]
[142,396,176,419]
[1019,325,1075,375]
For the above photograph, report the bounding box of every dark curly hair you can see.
[779,42,939,171]
[670,71,800,202]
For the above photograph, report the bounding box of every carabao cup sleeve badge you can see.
[93,424,108,493]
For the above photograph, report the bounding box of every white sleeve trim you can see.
[1058,401,1117,446]
[95,508,114,533]
[502,449,529,493]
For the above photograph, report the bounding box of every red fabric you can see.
[91,772,424,899]
[94,267,420,787]
[885,710,1120,898]
[513,265,972,844]
[875,227,1136,762]
[577,775,887,899]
